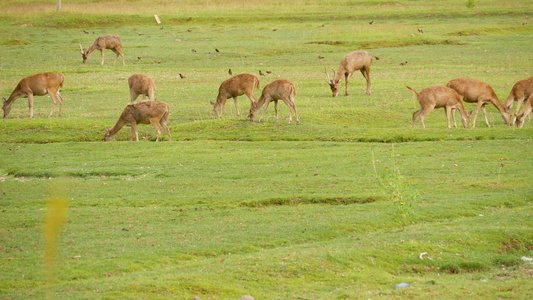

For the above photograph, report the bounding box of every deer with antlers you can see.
[248,79,300,125]
[104,100,171,142]
[446,77,512,128]
[2,72,64,118]
[407,85,471,129]
[325,50,380,97]
[80,35,125,65]
[128,74,155,102]
[210,73,260,118]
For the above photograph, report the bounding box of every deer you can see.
[514,93,533,129]
[2,72,64,118]
[325,50,380,97]
[128,74,155,102]
[210,73,260,118]
[103,100,170,142]
[446,77,512,128]
[80,35,125,65]
[503,76,533,123]
[248,79,300,125]
[407,85,472,129]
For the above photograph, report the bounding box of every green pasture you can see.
[0,0,532,299]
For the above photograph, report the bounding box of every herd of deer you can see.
[1,35,532,142]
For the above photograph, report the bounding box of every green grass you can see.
[1,1,532,299]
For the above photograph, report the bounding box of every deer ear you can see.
[210,101,216,106]
[468,110,473,116]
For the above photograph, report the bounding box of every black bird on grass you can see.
[179,73,186,79]
[228,69,233,76]
[259,70,265,76]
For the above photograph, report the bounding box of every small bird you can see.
[187,29,192,32]
[138,33,144,36]
[179,73,186,79]
[318,56,325,59]
[273,29,278,31]
[157,61,162,64]
[400,61,408,66]
[160,26,164,30]
[228,69,233,76]
[191,49,196,53]
[266,70,272,74]
[215,48,220,52]
[418,28,424,33]
[137,56,142,60]
[369,20,374,25]
[83,30,89,34]
[259,70,265,76]
[187,17,192,22]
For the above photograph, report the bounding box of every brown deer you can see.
[446,77,511,128]
[515,93,533,128]
[104,100,170,142]
[80,35,125,65]
[325,50,380,97]
[2,72,64,118]
[210,73,260,118]
[248,79,300,125]
[128,74,155,102]
[407,85,472,129]
[504,76,533,123]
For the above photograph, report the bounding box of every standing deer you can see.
[515,94,533,128]
[407,85,472,129]
[325,50,380,97]
[104,100,170,142]
[248,79,300,125]
[128,74,155,102]
[80,35,125,65]
[2,72,64,118]
[503,76,533,123]
[446,77,511,128]
[210,73,260,118]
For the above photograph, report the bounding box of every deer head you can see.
[79,44,89,63]
[324,67,341,97]
[2,97,11,118]
[103,128,115,141]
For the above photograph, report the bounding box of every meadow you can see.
[0,0,532,299]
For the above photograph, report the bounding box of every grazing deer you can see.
[446,77,511,128]
[128,74,155,102]
[248,79,299,125]
[2,72,64,118]
[325,50,380,97]
[210,73,260,118]
[503,76,533,122]
[515,93,533,128]
[80,35,125,65]
[104,100,170,142]
[407,85,472,129]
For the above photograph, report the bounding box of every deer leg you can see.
[150,118,163,142]
[445,106,453,129]
[471,101,485,128]
[450,108,458,128]
[289,96,300,125]
[47,88,58,118]
[160,119,171,141]
[344,72,351,96]
[100,49,105,65]
[360,67,371,95]
[27,93,35,118]
[116,47,125,65]
[418,106,434,129]
[232,96,240,117]
[131,91,138,103]
[274,100,279,122]
[130,123,139,141]
[412,108,423,128]
[481,104,491,127]
[258,100,272,123]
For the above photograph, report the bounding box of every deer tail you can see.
[373,55,380,61]
[406,85,419,97]
[59,74,65,88]
[255,78,261,90]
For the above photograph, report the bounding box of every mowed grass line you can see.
[0,140,531,298]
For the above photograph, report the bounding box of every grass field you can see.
[0,0,532,299]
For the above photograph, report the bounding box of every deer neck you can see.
[108,119,127,137]
[490,97,507,112]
